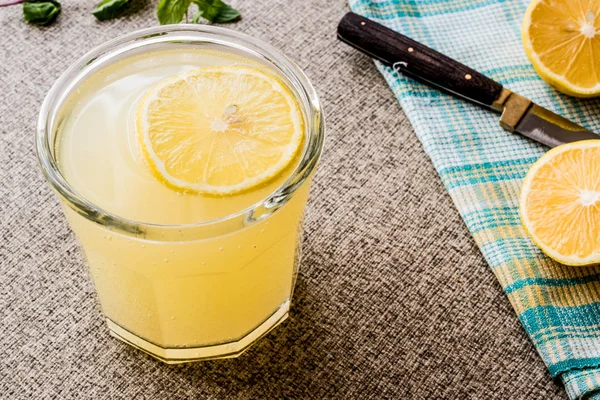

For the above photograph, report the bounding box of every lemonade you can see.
[37,26,324,362]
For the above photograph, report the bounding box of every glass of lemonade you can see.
[36,25,324,363]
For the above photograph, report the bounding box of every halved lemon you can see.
[520,140,600,266]
[522,0,600,97]
[136,66,303,195]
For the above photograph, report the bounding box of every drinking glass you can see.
[36,25,324,363]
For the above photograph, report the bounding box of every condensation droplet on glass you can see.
[170,249,174,253]
[202,261,206,265]
[237,245,242,249]
[253,245,257,249]
[219,247,223,251]
[141,244,146,248]
[170,316,175,320]
[147,314,151,318]
[260,229,265,233]
[163,258,169,263]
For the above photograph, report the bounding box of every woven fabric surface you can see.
[349,0,600,398]
[0,0,572,398]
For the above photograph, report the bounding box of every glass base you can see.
[106,299,290,364]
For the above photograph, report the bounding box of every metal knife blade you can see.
[491,87,598,147]
[513,104,598,147]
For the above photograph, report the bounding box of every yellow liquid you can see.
[55,49,311,359]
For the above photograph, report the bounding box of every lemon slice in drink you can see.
[522,0,600,97]
[136,66,303,195]
[520,140,600,266]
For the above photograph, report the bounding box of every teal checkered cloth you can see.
[347,0,600,398]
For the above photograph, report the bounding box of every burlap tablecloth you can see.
[0,1,567,398]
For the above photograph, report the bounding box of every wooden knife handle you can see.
[337,12,503,109]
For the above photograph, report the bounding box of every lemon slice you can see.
[522,0,600,97]
[136,66,303,195]
[520,140,600,266]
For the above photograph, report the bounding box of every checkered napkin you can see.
[347,0,600,398]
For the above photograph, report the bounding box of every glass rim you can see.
[36,24,325,239]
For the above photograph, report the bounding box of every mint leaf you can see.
[93,0,130,21]
[191,10,202,24]
[211,1,239,23]
[193,0,240,23]
[157,0,192,25]
[23,0,60,25]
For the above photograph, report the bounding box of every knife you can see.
[337,12,598,147]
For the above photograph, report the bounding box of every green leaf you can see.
[157,0,192,25]
[212,1,239,23]
[191,10,202,24]
[92,0,130,21]
[23,0,61,25]
[193,0,240,23]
